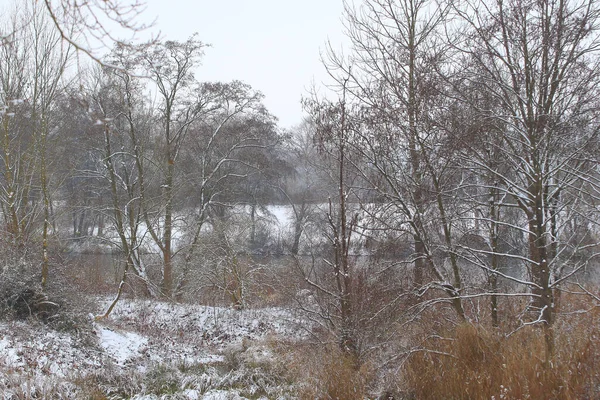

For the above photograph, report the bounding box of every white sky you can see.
[0,0,349,129]
[136,0,350,129]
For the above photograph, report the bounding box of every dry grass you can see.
[276,342,374,400]
[404,306,600,400]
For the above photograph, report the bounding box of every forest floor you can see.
[0,297,312,399]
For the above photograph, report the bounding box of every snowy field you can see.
[0,298,311,399]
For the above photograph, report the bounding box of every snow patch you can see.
[201,389,247,400]
[97,325,148,365]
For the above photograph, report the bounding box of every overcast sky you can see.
[0,0,349,129]
[139,0,349,129]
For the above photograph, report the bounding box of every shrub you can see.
[0,252,60,322]
[280,343,374,399]
[403,311,600,400]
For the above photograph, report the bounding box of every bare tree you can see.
[82,56,161,316]
[41,0,153,64]
[130,36,206,298]
[176,82,277,298]
[322,0,467,321]
[279,119,327,256]
[0,2,72,286]
[451,0,600,358]
[304,79,363,360]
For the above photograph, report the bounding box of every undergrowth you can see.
[275,342,374,399]
[404,307,600,400]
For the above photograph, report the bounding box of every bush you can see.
[0,249,97,340]
[0,253,59,321]
[403,312,600,400]
[279,343,374,399]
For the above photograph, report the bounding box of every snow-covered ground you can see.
[0,298,310,399]
[100,298,308,345]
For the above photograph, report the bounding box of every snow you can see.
[0,298,308,398]
[131,390,250,400]
[268,204,293,227]
[201,390,246,400]
[97,325,148,365]
[0,322,101,399]
[100,298,308,346]
[183,388,200,399]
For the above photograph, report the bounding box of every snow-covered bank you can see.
[0,298,309,399]
[101,298,309,346]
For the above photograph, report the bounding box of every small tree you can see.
[305,81,362,359]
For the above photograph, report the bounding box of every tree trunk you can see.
[250,202,256,247]
[162,159,174,298]
[40,126,50,288]
[528,180,554,362]
[489,186,500,328]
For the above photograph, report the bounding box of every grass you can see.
[403,307,600,400]
[275,342,374,400]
